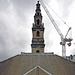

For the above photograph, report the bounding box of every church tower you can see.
[31,1,45,53]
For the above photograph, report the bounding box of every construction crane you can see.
[38,0,72,56]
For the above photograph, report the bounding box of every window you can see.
[37,12,39,15]
[37,19,39,25]
[37,31,40,37]
[36,50,40,53]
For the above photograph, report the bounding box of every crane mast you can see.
[39,0,72,57]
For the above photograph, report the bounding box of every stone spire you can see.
[31,1,45,53]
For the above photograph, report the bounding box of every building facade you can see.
[31,1,45,53]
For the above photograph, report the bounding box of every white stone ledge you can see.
[21,52,54,56]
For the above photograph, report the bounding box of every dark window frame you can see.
[37,31,40,37]
[36,50,40,53]
[37,19,39,25]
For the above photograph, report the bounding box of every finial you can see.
[37,1,39,4]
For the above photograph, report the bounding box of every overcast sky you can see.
[0,0,75,61]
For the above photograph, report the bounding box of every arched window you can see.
[37,12,39,15]
[36,50,40,53]
[37,19,39,25]
[37,31,40,37]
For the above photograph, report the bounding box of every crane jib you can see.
[39,0,72,57]
[39,0,63,38]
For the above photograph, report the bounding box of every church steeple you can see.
[31,1,45,53]
[34,1,42,26]
[36,1,40,11]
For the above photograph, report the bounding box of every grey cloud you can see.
[0,19,31,61]
[57,0,75,8]
[57,0,75,17]
[1,0,73,61]
[0,0,9,10]
[0,0,34,61]
[11,0,36,19]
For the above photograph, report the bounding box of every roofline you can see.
[0,53,54,63]
[0,54,19,63]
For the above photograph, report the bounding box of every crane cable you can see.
[41,0,70,28]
